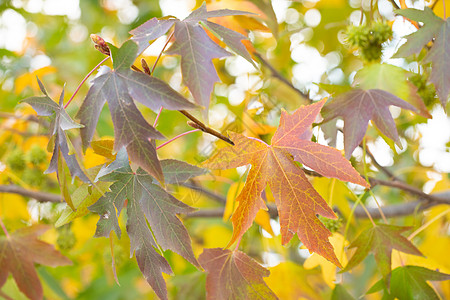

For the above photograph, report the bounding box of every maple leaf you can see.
[198,248,278,300]
[88,149,200,299]
[342,224,423,281]
[130,3,255,118]
[20,79,90,188]
[322,89,418,159]
[393,8,449,106]
[266,262,326,299]
[77,40,197,184]
[0,225,71,300]
[368,266,450,299]
[204,100,369,266]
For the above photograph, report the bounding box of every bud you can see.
[141,58,151,75]
[90,34,110,55]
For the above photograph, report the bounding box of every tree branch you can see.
[254,52,311,102]
[354,191,450,219]
[0,185,61,203]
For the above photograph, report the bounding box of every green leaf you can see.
[332,284,355,300]
[89,149,200,299]
[342,225,423,281]
[394,8,449,106]
[390,266,450,300]
[160,159,206,184]
[20,79,89,184]
[77,40,197,184]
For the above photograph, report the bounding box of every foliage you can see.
[0,0,449,299]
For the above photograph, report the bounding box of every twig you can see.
[151,31,174,75]
[387,0,400,10]
[368,177,448,204]
[365,147,398,180]
[254,52,311,102]
[354,191,450,219]
[184,111,235,145]
[0,185,61,203]
[180,182,227,204]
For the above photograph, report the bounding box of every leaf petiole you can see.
[64,56,110,109]
[156,129,200,150]
[0,217,10,238]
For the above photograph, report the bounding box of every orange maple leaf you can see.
[204,99,369,266]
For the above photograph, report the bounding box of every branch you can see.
[354,191,450,219]
[0,185,61,203]
[180,181,450,220]
[254,52,311,102]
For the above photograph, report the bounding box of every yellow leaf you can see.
[0,194,30,220]
[303,233,349,288]
[255,209,274,236]
[14,66,57,94]
[266,261,326,299]
[312,177,355,220]
[202,224,232,248]
[430,0,449,20]
[91,139,116,160]
[83,147,109,169]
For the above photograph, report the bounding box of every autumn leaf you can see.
[128,4,256,119]
[0,225,71,300]
[266,262,326,299]
[14,66,57,94]
[393,7,450,106]
[77,40,197,184]
[20,78,90,191]
[198,248,278,300]
[367,265,450,299]
[354,63,431,118]
[204,100,369,266]
[303,233,349,287]
[342,224,423,281]
[88,148,200,300]
[322,89,418,159]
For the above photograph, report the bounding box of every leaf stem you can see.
[156,129,200,150]
[153,107,163,127]
[235,237,242,251]
[443,0,447,19]
[151,32,174,75]
[0,217,10,238]
[64,56,110,109]
[408,207,450,240]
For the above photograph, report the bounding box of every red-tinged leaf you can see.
[0,225,71,300]
[322,89,418,159]
[20,79,90,184]
[130,17,176,54]
[394,8,450,106]
[199,248,278,300]
[342,224,423,281]
[204,100,368,266]
[89,149,199,299]
[77,40,197,183]
[163,3,254,118]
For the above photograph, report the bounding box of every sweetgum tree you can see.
[0,0,449,299]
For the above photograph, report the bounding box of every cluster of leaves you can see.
[1,1,449,300]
